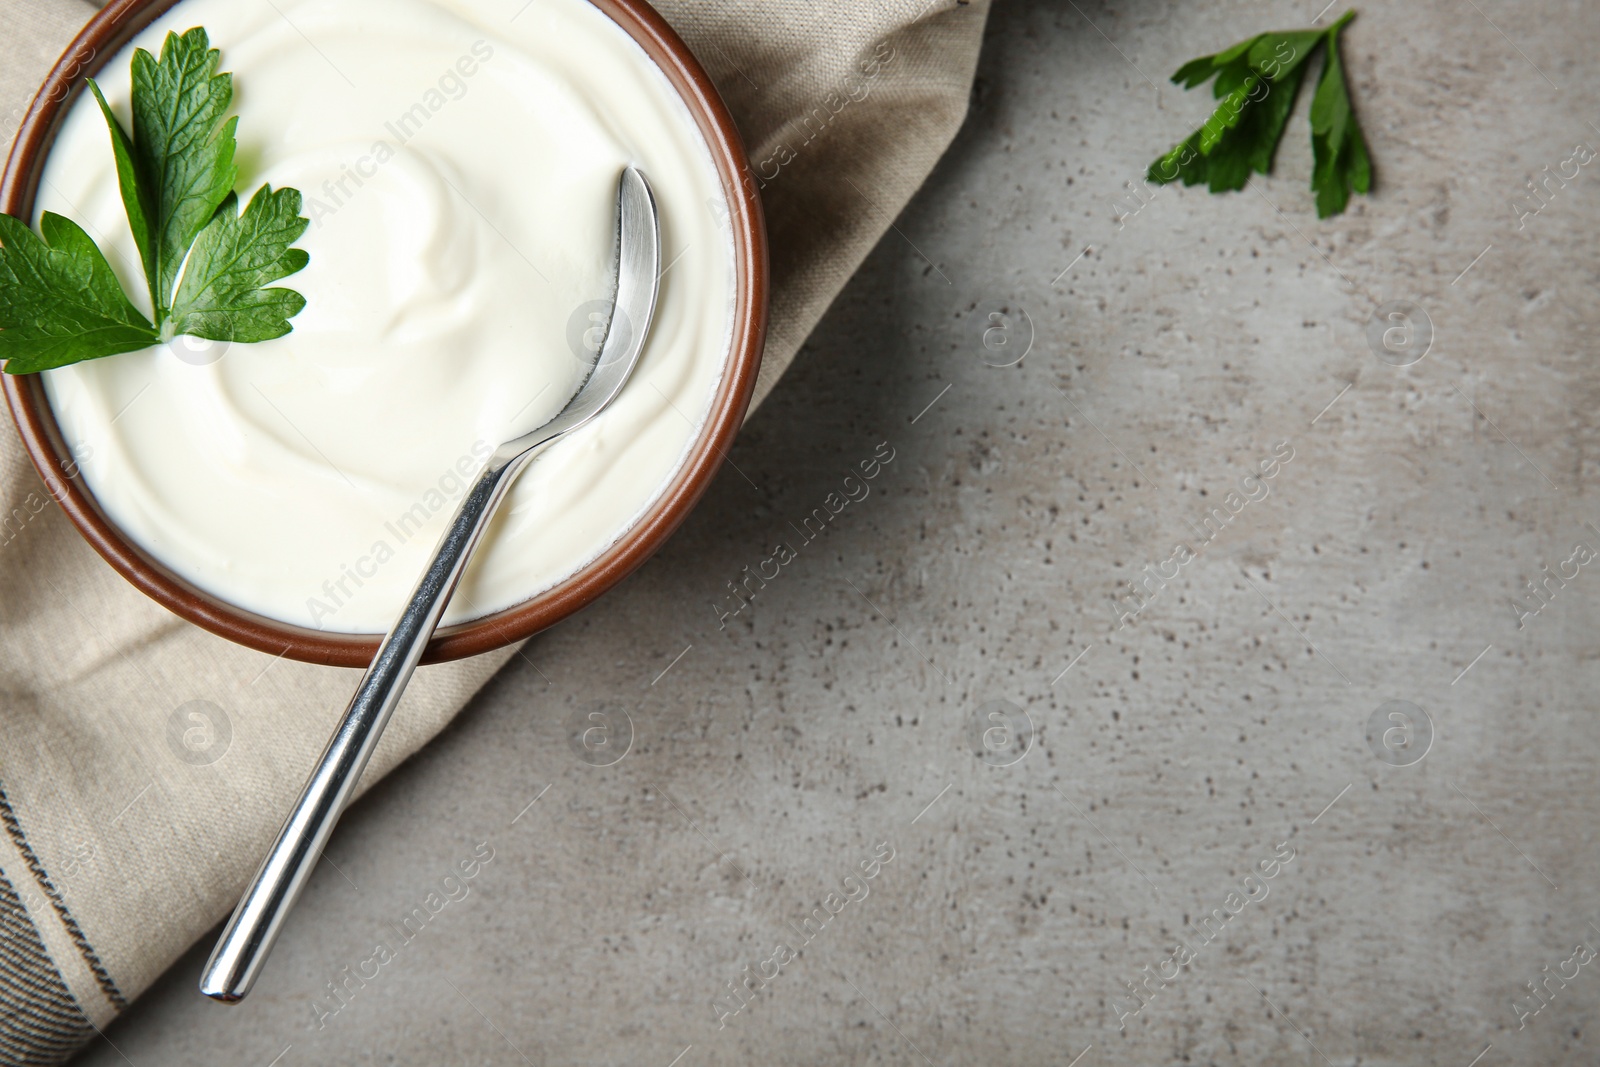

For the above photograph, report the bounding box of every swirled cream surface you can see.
[38,0,733,631]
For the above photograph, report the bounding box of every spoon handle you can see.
[200,447,531,1002]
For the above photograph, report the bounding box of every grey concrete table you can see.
[83,1,1600,1064]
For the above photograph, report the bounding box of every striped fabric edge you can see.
[0,865,94,1066]
[0,782,123,1011]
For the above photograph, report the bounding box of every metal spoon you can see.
[200,166,661,1003]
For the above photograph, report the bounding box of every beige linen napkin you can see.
[0,0,989,1061]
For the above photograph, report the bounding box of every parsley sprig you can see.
[1147,11,1372,218]
[0,27,309,374]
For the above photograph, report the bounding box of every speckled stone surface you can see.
[80,1,1600,1064]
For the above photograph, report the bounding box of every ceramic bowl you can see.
[1,0,767,666]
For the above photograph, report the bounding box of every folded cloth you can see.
[0,0,989,1061]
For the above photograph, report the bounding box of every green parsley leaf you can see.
[1238,38,1319,174]
[0,25,307,374]
[1147,11,1372,217]
[0,212,157,373]
[95,27,239,315]
[1148,32,1318,193]
[87,81,152,282]
[169,186,309,342]
[1309,20,1372,218]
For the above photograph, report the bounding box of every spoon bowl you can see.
[506,167,660,452]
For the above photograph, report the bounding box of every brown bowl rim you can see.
[1,0,768,667]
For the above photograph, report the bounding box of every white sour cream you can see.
[37,0,734,631]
